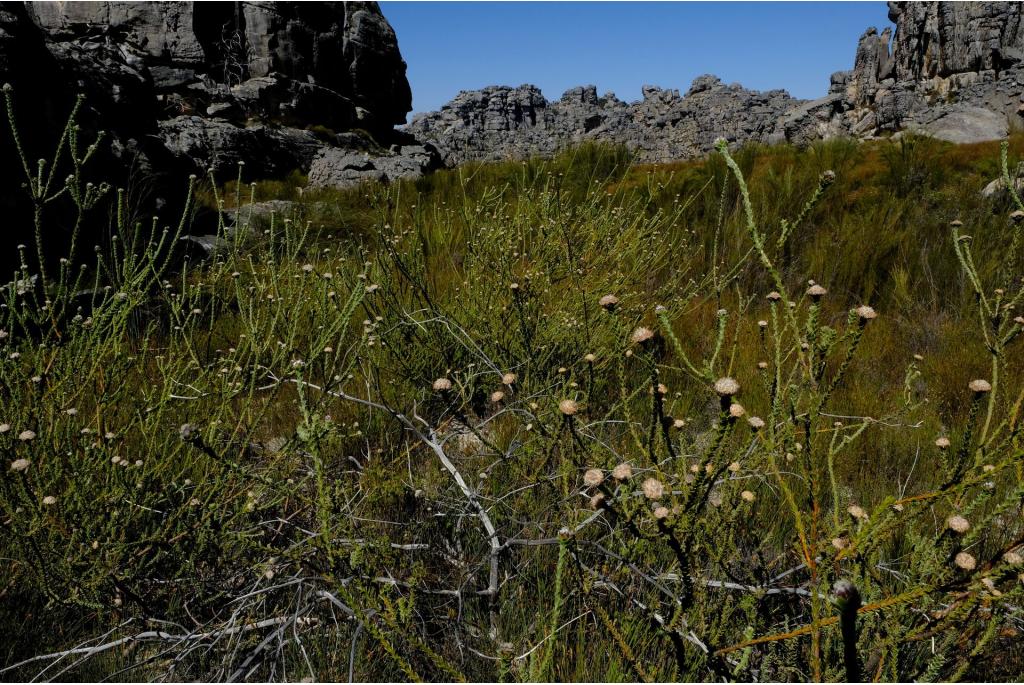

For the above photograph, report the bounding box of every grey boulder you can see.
[308,144,442,188]
[916,105,1008,144]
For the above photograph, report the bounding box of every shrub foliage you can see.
[2,92,1024,681]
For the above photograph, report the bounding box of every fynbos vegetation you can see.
[3,91,1024,682]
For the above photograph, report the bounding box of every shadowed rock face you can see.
[25,1,412,133]
[2,1,432,185]
[231,2,412,127]
[0,1,438,280]
[410,1,1024,164]
[0,2,65,160]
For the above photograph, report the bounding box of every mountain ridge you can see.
[408,1,1024,165]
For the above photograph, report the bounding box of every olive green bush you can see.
[2,93,1024,682]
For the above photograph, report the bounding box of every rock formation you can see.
[7,0,1024,196]
[409,1,1024,165]
[3,1,440,187]
[408,78,804,166]
[0,1,441,280]
[813,1,1024,144]
[26,1,414,134]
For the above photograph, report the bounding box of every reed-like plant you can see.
[2,92,1023,682]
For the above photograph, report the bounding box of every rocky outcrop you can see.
[308,144,442,187]
[0,1,439,282]
[410,1,1024,164]
[8,0,1024,195]
[845,27,895,108]
[25,1,411,134]
[3,1,437,186]
[408,77,803,165]
[157,116,324,175]
[888,2,1024,82]
[826,2,1024,142]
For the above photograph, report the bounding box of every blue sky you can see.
[380,2,893,115]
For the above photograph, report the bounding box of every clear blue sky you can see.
[380,2,893,115]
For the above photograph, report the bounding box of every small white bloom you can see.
[947,515,970,534]
[954,552,976,571]
[642,478,664,500]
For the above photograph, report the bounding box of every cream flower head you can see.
[947,515,970,534]
[583,468,604,488]
[642,478,664,500]
[713,377,740,397]
[954,552,976,570]
[612,463,633,481]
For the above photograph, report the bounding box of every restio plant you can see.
[2,91,1023,682]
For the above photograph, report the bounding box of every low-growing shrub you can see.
[2,94,1024,682]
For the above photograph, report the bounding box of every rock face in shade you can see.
[0,1,70,278]
[25,1,412,130]
[3,1,436,184]
[0,0,439,280]
[409,1,1024,164]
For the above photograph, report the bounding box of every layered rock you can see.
[824,2,1024,141]
[25,1,411,133]
[410,1,1024,164]
[3,1,437,186]
[0,1,440,282]
[888,2,1024,81]
[754,2,1024,145]
[408,77,803,165]
[308,144,442,187]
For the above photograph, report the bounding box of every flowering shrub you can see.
[2,91,1024,681]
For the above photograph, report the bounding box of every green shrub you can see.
[2,94,1024,682]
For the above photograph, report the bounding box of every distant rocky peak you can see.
[410,1,1024,165]
[641,84,680,103]
[560,85,599,105]
[408,73,802,166]
[685,74,722,96]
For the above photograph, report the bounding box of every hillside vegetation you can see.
[3,95,1024,682]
